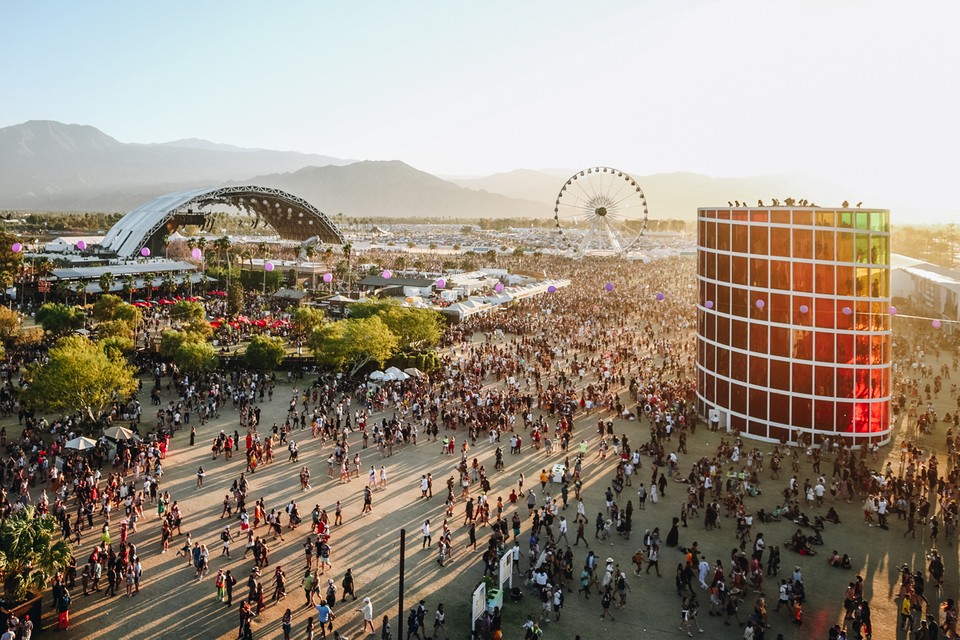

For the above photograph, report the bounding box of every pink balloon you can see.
[888,305,897,316]
[799,304,809,314]
[655,292,665,301]
[933,319,942,329]
[494,283,504,293]
[547,285,557,294]
[10,243,22,253]
[192,248,202,260]
[705,300,714,309]
[605,282,614,292]
[755,299,765,309]
[436,278,446,289]
[382,270,392,279]
[140,247,150,257]
[842,306,852,315]
[264,261,275,272]
[322,273,333,283]
[76,240,87,251]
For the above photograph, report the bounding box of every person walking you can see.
[432,602,447,639]
[422,520,432,549]
[359,597,375,634]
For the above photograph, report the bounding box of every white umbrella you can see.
[65,436,98,451]
[383,367,409,381]
[368,371,386,381]
[403,367,425,379]
[103,426,135,441]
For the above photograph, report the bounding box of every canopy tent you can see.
[368,370,386,381]
[103,426,135,441]
[403,367,425,379]
[383,366,409,382]
[65,436,98,451]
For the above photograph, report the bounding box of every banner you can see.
[471,582,487,631]
[498,551,513,590]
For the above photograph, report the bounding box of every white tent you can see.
[368,370,386,381]
[65,436,98,451]
[383,367,409,381]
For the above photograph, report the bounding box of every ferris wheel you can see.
[552,166,649,256]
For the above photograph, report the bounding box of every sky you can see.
[2,0,959,221]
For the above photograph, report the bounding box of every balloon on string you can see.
[547,285,557,294]
[705,300,714,309]
[888,305,897,316]
[436,278,446,289]
[322,273,333,283]
[605,282,614,292]
[192,248,202,260]
[933,319,942,329]
[755,299,765,309]
[10,243,21,253]
[76,240,87,251]
[140,247,150,257]
[382,270,392,279]
[799,304,809,314]
[264,261,275,272]
[655,292,665,301]
[842,306,852,315]
[494,283,504,293]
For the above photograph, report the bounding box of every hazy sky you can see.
[3,0,959,220]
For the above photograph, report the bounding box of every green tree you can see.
[23,335,138,422]
[35,303,84,338]
[97,319,134,340]
[170,300,205,323]
[174,340,218,373]
[309,316,397,376]
[0,306,22,344]
[227,282,245,317]
[159,329,204,359]
[0,232,24,290]
[98,271,116,294]
[244,335,286,371]
[290,306,325,337]
[98,335,134,358]
[0,506,71,604]
[92,294,125,323]
[380,306,443,350]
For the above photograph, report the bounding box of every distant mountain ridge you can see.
[0,120,848,219]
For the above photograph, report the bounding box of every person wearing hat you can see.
[358,597,375,634]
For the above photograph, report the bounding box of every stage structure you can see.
[100,186,346,258]
[695,206,892,446]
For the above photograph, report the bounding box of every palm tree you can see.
[162,234,171,259]
[0,506,71,605]
[121,274,137,303]
[342,243,353,292]
[98,271,115,295]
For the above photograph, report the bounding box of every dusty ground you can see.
[23,341,960,640]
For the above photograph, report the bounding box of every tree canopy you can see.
[290,306,325,336]
[244,335,286,371]
[309,316,398,375]
[0,307,22,344]
[379,306,443,350]
[0,506,71,604]
[35,303,85,338]
[173,340,218,373]
[22,335,138,422]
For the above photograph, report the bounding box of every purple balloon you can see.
[933,319,942,329]
[192,247,202,260]
[76,240,87,251]
[494,283,504,293]
[322,273,333,283]
[10,243,22,253]
[799,304,809,314]
[140,247,151,257]
[605,282,614,292]
[655,292,665,301]
[381,270,392,279]
[264,261,275,272]
[888,305,897,316]
[436,278,446,289]
[705,300,714,309]
[755,299,765,309]
[547,285,557,294]
[842,306,852,315]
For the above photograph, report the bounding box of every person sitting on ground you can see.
[825,507,841,524]
[828,550,842,567]
[840,554,852,569]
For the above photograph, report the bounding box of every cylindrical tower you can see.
[695,206,892,446]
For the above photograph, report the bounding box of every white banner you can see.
[498,551,513,590]
[471,582,487,631]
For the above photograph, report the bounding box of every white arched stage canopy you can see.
[100,185,346,258]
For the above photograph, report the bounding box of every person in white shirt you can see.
[421,520,432,549]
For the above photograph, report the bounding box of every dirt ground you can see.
[26,341,960,640]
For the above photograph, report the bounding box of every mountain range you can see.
[0,120,846,219]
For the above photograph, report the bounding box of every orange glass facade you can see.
[696,207,892,446]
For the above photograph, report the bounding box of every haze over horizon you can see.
[3,0,958,222]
